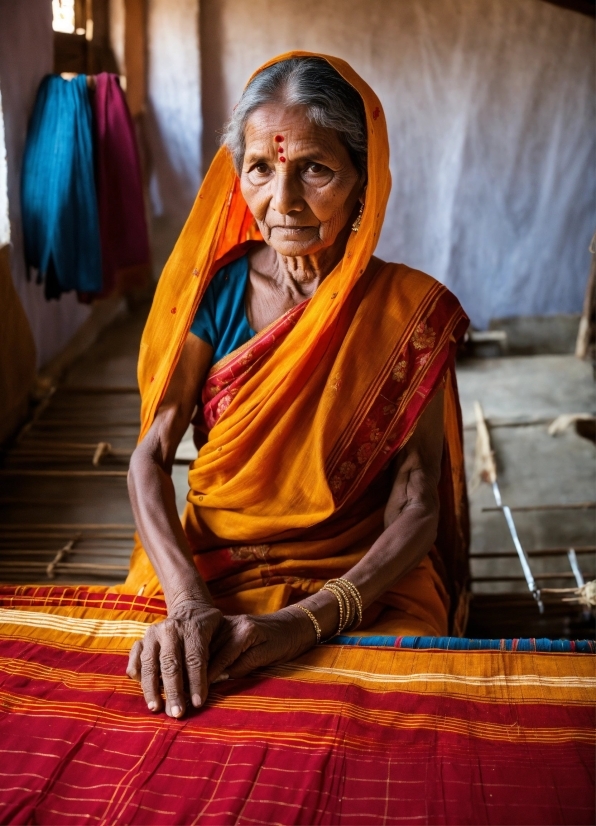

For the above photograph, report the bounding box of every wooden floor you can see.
[0,306,147,587]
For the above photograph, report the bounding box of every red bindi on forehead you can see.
[274,135,284,142]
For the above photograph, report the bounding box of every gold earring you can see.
[351,202,364,233]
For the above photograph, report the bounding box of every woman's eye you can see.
[302,163,332,182]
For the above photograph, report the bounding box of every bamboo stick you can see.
[9,442,133,457]
[0,499,88,507]
[0,533,133,541]
[481,502,595,513]
[58,386,139,394]
[53,562,129,572]
[575,231,596,359]
[0,470,128,478]
[44,410,139,416]
[472,401,544,613]
[0,549,131,558]
[0,562,128,572]
[463,416,554,431]
[12,441,130,452]
[0,541,132,548]
[471,572,582,583]
[9,453,131,462]
[1,523,135,530]
[8,450,106,457]
[14,389,57,445]
[27,419,140,430]
[46,539,77,578]
[470,546,596,559]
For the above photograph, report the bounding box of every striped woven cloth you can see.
[0,585,594,824]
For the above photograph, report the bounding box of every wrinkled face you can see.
[240,104,364,258]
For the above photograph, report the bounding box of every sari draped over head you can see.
[120,52,470,636]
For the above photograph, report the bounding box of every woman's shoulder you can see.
[371,256,437,286]
[371,257,461,303]
[364,257,466,326]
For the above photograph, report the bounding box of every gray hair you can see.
[222,57,368,177]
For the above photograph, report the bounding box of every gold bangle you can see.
[295,604,322,644]
[323,582,351,633]
[324,578,363,631]
[336,579,364,626]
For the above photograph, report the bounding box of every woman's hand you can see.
[208,608,317,683]
[126,600,224,718]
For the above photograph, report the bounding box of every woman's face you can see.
[240,104,364,258]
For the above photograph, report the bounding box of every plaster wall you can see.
[0,0,91,368]
[199,0,594,328]
[146,0,202,226]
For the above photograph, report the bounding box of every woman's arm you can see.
[207,388,445,680]
[126,333,223,716]
[127,333,213,609]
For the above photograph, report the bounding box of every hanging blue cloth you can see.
[21,74,102,299]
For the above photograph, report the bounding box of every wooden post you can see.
[576,232,596,359]
[124,0,147,118]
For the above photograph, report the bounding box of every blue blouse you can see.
[190,255,256,363]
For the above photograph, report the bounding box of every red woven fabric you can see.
[0,587,594,824]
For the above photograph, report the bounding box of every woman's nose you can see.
[271,169,304,215]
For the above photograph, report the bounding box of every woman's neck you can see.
[252,228,351,303]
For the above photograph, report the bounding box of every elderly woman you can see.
[125,53,469,718]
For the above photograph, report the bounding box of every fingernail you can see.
[148,701,157,711]
[213,673,229,684]
[192,693,202,707]
[171,705,181,717]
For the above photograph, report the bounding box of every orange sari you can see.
[121,52,470,636]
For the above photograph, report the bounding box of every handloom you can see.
[0,585,594,824]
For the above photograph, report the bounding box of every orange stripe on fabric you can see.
[0,687,592,747]
[2,651,593,707]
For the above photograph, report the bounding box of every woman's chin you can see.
[267,234,324,259]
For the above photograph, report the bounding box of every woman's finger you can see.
[207,618,259,684]
[126,640,143,682]
[208,622,233,657]
[225,641,273,680]
[140,635,163,712]
[159,627,186,718]
[183,629,208,708]
[207,643,241,684]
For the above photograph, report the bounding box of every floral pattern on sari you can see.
[202,301,308,430]
[195,543,272,583]
[325,288,463,508]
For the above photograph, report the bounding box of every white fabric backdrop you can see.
[199,0,595,328]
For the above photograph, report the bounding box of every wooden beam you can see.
[481,502,595,513]
[470,546,596,558]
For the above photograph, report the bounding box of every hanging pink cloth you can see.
[80,73,150,301]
